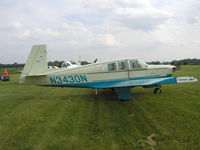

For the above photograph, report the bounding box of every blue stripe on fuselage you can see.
[43,74,173,88]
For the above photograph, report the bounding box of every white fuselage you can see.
[23,59,175,88]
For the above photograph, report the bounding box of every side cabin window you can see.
[61,62,71,68]
[107,63,117,71]
[66,63,70,67]
[118,61,127,70]
[130,60,142,69]
[62,63,67,67]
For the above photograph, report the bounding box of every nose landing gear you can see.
[154,87,161,94]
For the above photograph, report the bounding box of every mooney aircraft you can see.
[19,45,198,100]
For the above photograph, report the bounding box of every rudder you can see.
[19,45,48,83]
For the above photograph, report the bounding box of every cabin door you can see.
[128,60,147,79]
[116,60,130,80]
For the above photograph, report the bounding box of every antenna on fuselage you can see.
[93,58,98,63]
[78,56,81,65]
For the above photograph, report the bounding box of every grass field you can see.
[0,65,199,150]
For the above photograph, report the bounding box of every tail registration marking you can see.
[49,75,88,84]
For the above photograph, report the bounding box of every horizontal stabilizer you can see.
[26,74,47,77]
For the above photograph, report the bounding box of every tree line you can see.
[147,58,200,65]
[0,61,91,68]
[0,62,24,68]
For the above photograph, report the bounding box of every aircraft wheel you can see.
[154,88,161,94]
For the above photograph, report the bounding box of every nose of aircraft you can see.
[171,65,177,72]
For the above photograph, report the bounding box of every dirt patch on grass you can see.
[137,133,160,148]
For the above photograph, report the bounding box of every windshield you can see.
[70,61,77,65]
[140,60,148,68]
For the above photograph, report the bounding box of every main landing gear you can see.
[154,87,161,94]
[95,88,98,96]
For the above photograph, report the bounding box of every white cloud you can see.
[32,28,60,39]
[9,21,23,29]
[97,34,122,47]
[83,0,173,31]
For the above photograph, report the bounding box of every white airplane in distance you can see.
[19,45,198,100]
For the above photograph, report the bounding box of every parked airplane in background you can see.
[61,61,80,69]
[19,45,198,100]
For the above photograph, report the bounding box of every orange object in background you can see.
[3,69,8,76]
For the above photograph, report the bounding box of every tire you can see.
[154,88,161,94]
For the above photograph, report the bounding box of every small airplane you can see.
[19,45,198,100]
[61,61,80,69]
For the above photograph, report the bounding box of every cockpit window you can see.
[118,61,127,70]
[61,63,67,68]
[108,63,117,71]
[130,60,142,69]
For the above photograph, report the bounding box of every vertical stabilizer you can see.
[19,45,48,83]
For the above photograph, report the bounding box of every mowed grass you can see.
[0,66,199,150]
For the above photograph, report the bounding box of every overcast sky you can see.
[0,0,200,63]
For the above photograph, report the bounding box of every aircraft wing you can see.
[90,77,197,88]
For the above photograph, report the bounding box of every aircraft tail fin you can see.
[19,45,48,83]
